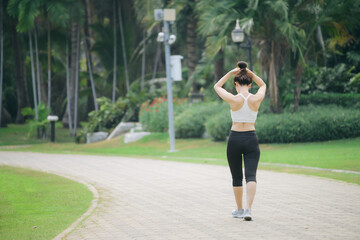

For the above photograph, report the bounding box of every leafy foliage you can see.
[283,93,360,109]
[175,102,221,138]
[21,102,51,138]
[302,63,358,94]
[205,106,232,141]
[256,105,360,143]
[139,97,187,132]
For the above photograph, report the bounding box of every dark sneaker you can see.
[244,208,252,221]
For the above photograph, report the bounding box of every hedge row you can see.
[206,105,360,143]
[175,102,221,138]
[284,93,360,108]
[140,99,360,143]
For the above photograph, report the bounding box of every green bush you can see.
[21,101,51,138]
[139,97,187,132]
[205,105,360,143]
[256,105,360,143]
[284,93,360,109]
[302,63,358,93]
[175,102,221,138]
[205,107,232,141]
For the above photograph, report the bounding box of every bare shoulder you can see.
[248,93,264,111]
[229,94,245,109]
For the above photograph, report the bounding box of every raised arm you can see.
[247,69,266,100]
[213,68,239,103]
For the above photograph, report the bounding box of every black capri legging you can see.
[227,130,260,187]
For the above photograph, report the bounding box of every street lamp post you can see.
[155,9,176,152]
[231,19,253,71]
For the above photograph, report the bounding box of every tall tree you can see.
[65,32,73,135]
[0,0,3,127]
[73,24,80,135]
[140,30,146,91]
[9,17,29,123]
[47,19,51,108]
[112,0,117,102]
[118,1,130,92]
[33,23,41,104]
[28,30,39,121]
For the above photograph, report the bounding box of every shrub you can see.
[86,97,127,133]
[283,93,360,109]
[256,105,360,143]
[21,101,51,138]
[175,102,221,138]
[139,97,187,132]
[205,107,232,141]
[205,105,360,143]
[302,63,358,93]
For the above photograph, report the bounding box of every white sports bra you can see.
[230,93,258,123]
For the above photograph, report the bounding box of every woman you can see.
[214,61,266,221]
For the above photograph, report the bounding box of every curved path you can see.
[0,151,359,240]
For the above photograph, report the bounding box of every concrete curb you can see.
[52,175,99,240]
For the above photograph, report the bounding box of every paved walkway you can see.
[0,151,359,240]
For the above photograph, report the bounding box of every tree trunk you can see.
[186,14,197,91]
[39,62,48,105]
[28,30,39,121]
[293,59,304,112]
[141,30,146,91]
[112,0,117,102]
[1,106,11,127]
[65,32,73,135]
[316,25,326,66]
[83,0,95,115]
[34,23,41,104]
[0,0,3,127]
[47,19,51,109]
[84,35,98,111]
[73,24,80,136]
[151,42,161,92]
[268,41,281,113]
[62,22,79,130]
[118,1,130,92]
[214,49,224,82]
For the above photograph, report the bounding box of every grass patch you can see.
[1,124,359,185]
[0,166,93,240]
[0,122,79,146]
[258,164,360,185]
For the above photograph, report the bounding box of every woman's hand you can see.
[246,68,255,77]
[229,67,240,75]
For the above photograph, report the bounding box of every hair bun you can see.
[237,61,248,69]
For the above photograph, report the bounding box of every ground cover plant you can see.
[1,130,359,185]
[0,166,93,240]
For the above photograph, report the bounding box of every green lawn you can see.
[0,166,93,240]
[1,124,359,185]
[0,122,77,146]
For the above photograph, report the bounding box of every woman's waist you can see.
[231,122,256,132]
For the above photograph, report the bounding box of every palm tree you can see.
[47,19,51,108]
[0,0,3,127]
[28,30,39,121]
[141,30,146,91]
[196,0,306,113]
[84,34,98,111]
[112,0,117,102]
[73,23,80,136]
[118,1,130,92]
[65,32,73,135]
[33,23,41,104]
[169,0,199,90]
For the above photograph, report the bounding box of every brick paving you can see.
[0,151,359,240]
